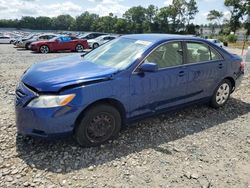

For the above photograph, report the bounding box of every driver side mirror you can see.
[139,62,158,72]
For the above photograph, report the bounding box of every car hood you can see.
[22,55,118,92]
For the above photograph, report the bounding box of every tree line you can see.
[0,0,249,35]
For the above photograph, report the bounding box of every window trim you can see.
[132,39,225,74]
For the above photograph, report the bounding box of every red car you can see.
[30,36,89,53]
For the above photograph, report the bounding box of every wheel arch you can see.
[74,98,126,131]
[224,76,235,92]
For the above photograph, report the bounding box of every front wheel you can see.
[92,43,99,49]
[210,79,232,108]
[25,43,31,50]
[40,45,50,54]
[75,44,84,52]
[74,104,121,147]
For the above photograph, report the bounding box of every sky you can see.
[0,0,230,24]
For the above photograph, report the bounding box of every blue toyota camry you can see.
[15,34,244,147]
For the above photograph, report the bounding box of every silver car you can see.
[16,33,57,49]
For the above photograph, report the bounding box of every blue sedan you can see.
[15,34,244,147]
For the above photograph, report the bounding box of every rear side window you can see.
[145,42,183,69]
[186,42,222,64]
[210,48,222,61]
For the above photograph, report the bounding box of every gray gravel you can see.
[0,44,250,188]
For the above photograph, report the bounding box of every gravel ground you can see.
[0,44,249,188]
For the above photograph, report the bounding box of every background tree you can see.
[224,0,247,33]
[123,6,147,33]
[35,17,52,30]
[144,5,158,32]
[156,7,170,33]
[207,10,224,25]
[52,15,75,30]
[185,0,198,27]
[76,12,99,31]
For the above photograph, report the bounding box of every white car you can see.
[87,35,118,49]
[207,39,224,48]
[0,36,14,44]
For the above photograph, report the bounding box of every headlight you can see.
[27,94,75,108]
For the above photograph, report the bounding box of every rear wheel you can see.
[40,45,50,54]
[93,43,99,49]
[75,44,84,52]
[74,104,121,147]
[210,79,232,108]
[25,43,31,50]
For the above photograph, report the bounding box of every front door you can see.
[129,41,189,118]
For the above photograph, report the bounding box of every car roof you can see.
[122,34,199,43]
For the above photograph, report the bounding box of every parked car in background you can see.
[30,35,89,53]
[16,34,244,147]
[16,33,58,49]
[0,36,14,44]
[78,32,107,40]
[14,34,38,46]
[88,35,118,49]
[207,39,224,48]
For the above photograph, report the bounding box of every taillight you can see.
[240,62,245,71]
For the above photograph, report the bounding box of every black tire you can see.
[25,43,31,50]
[93,43,99,49]
[39,45,50,54]
[74,104,121,147]
[75,44,84,52]
[210,79,232,108]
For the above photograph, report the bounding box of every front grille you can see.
[15,89,26,101]
[15,82,38,107]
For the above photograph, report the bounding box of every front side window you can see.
[145,42,183,69]
[59,36,71,42]
[186,42,222,64]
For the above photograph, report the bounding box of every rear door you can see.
[129,41,188,118]
[184,41,225,100]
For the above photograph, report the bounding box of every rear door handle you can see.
[218,63,223,69]
[178,71,185,77]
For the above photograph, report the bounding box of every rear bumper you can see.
[234,71,244,91]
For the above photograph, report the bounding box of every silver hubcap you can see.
[40,46,49,53]
[216,83,230,105]
[76,45,83,52]
[93,44,98,49]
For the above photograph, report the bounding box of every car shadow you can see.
[16,97,250,173]
[16,48,27,51]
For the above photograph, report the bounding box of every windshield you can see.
[83,37,152,70]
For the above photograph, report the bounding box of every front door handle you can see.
[178,71,185,77]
